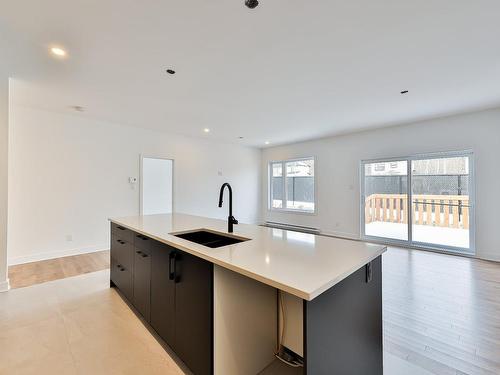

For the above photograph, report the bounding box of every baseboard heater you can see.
[262,221,320,235]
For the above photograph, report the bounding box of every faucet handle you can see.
[229,216,238,225]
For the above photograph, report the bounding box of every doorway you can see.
[141,156,173,215]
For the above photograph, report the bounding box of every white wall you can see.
[262,108,500,262]
[8,105,261,265]
[0,78,9,290]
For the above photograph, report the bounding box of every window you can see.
[269,158,315,213]
[361,151,474,254]
[270,162,283,209]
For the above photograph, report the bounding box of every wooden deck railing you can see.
[365,194,469,229]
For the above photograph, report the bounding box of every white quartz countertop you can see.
[109,214,386,301]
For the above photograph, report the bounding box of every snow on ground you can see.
[366,222,469,249]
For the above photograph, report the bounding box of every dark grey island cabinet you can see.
[110,223,213,375]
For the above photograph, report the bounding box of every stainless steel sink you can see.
[172,229,250,248]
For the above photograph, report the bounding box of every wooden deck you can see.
[366,194,470,229]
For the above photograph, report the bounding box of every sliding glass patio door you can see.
[361,151,474,254]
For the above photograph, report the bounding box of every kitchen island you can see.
[109,213,386,375]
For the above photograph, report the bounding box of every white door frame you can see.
[140,155,175,215]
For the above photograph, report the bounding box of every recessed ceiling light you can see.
[238,136,244,139]
[166,69,176,75]
[50,47,67,57]
[204,128,210,133]
[245,0,259,9]
[400,90,409,94]
[265,141,270,145]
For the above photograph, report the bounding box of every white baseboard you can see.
[476,251,500,263]
[8,245,109,266]
[0,278,10,292]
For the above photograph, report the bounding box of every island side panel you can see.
[280,292,304,357]
[214,265,277,375]
[304,256,383,375]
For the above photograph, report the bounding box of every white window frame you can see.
[268,157,317,214]
[360,150,475,255]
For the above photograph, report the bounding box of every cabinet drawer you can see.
[134,233,152,253]
[111,235,134,271]
[111,256,133,301]
[110,255,121,287]
[111,222,134,243]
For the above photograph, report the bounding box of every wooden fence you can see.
[365,194,470,229]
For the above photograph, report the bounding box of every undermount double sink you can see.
[172,229,250,248]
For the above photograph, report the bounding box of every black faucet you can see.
[218,183,238,233]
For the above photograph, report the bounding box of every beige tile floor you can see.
[0,269,189,375]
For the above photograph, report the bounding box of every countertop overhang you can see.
[109,213,386,301]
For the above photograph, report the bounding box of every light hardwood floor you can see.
[2,247,500,374]
[383,248,500,375]
[8,250,110,289]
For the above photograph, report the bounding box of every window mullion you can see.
[282,161,286,209]
[270,162,277,210]
[407,158,413,244]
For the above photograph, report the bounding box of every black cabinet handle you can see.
[169,252,176,280]
[174,253,180,284]
[116,239,125,244]
[136,234,149,241]
[366,262,373,283]
[136,250,143,255]
[117,226,126,231]
[117,264,125,271]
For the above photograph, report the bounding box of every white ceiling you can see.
[1,0,500,147]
